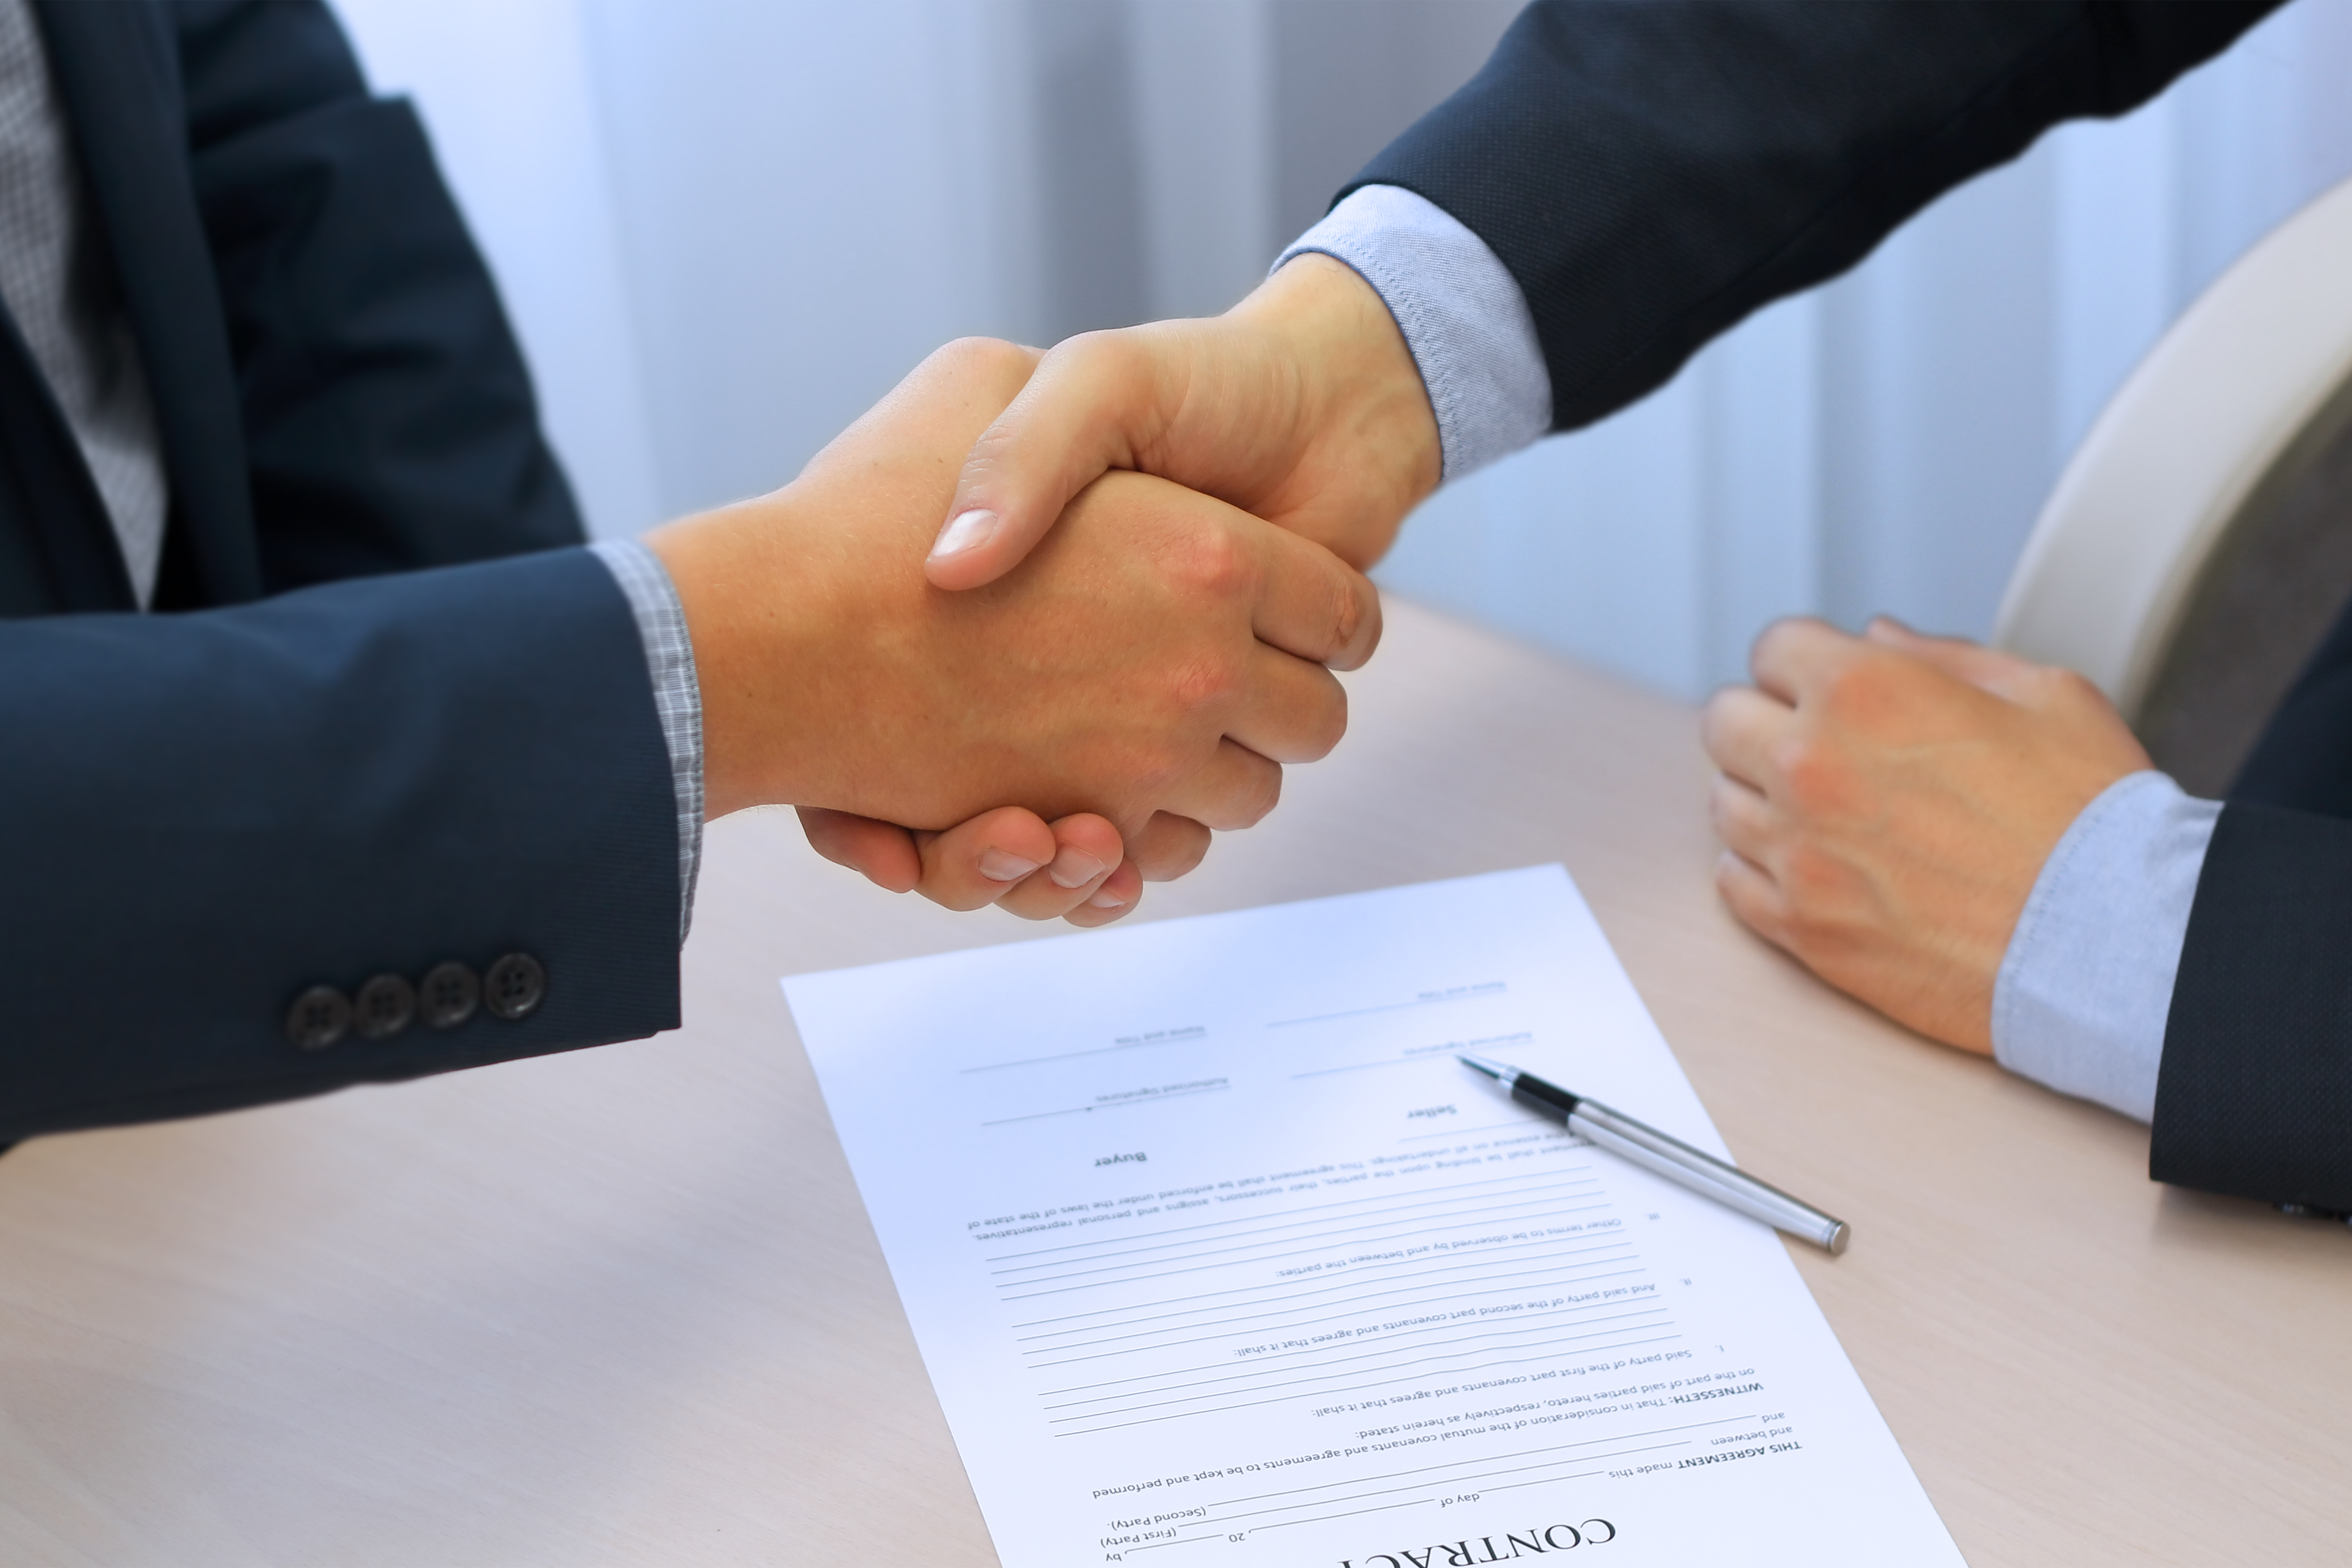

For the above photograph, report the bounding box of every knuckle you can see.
[1129,740,1192,802]
[1813,654,1917,736]
[1773,851,1859,947]
[1263,676,1349,764]
[1352,587,1384,663]
[1054,329,1158,409]
[1064,325,1138,369]
[1771,734,1848,814]
[1814,655,1881,714]
[1191,755,1283,832]
[1170,524,1254,602]
[1775,900,1835,955]
[1698,691,1739,752]
[937,335,1030,381]
[2044,668,2106,711]
[1150,843,1208,882]
[1705,776,1747,832]
[1303,682,1349,760]
[1777,842,1837,902]
[1230,762,1282,828]
[1322,574,1367,662]
[1749,616,1812,674]
[1163,829,1213,881]
[1714,858,1791,952]
[1165,651,1245,716]
[1134,819,1211,881]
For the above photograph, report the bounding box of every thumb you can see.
[925,329,1177,591]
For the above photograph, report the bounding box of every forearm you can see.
[1354,0,2276,434]
[0,549,681,1143]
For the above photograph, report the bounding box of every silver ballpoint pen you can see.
[1459,1053,1849,1254]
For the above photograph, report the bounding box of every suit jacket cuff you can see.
[2153,802,2352,1209]
[1276,185,1550,482]
[0,547,682,1141]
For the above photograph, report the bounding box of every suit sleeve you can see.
[2153,805,2352,1210]
[0,546,680,1145]
[1348,1,2278,436]
[2151,594,2352,1210]
[170,0,585,591]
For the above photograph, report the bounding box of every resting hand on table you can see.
[1700,617,2151,1053]
[645,337,1382,928]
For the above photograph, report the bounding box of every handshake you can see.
[646,255,1440,925]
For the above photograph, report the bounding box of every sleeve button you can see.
[353,973,417,1039]
[285,985,351,1050]
[419,962,480,1030]
[483,953,546,1021]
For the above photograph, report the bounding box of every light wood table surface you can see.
[0,599,2343,1567]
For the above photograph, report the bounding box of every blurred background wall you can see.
[331,0,2352,700]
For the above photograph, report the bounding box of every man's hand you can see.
[924,253,1441,588]
[794,804,1146,928]
[645,338,1381,924]
[1701,617,2151,1053]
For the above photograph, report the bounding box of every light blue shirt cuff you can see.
[1992,771,2219,1122]
[1275,185,1551,483]
[589,538,705,943]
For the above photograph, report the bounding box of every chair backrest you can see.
[1994,174,2352,794]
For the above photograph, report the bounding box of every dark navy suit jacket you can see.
[1353,0,2352,1211]
[0,0,678,1144]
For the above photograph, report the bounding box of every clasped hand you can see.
[779,256,1442,923]
[717,261,2148,1071]
[645,337,1382,926]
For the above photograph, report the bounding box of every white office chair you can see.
[1994,172,2352,795]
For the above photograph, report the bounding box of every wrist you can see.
[644,493,838,821]
[1228,253,1441,564]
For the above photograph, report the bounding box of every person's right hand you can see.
[794,803,1162,929]
[1701,617,2150,1052]
[645,337,1382,920]
[821,257,1431,916]
[923,253,1441,589]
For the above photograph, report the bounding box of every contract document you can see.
[783,866,1964,1567]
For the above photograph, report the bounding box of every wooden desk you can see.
[0,600,2342,1565]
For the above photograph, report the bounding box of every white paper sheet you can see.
[783,866,1965,1567]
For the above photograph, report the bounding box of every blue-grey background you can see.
[331,0,2352,699]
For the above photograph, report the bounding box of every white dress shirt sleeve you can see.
[1275,185,1552,482]
[1991,772,2219,1122]
[589,537,705,942]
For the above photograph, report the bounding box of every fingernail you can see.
[1088,887,1128,910]
[930,508,998,561]
[1046,847,1108,890]
[979,848,1043,883]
